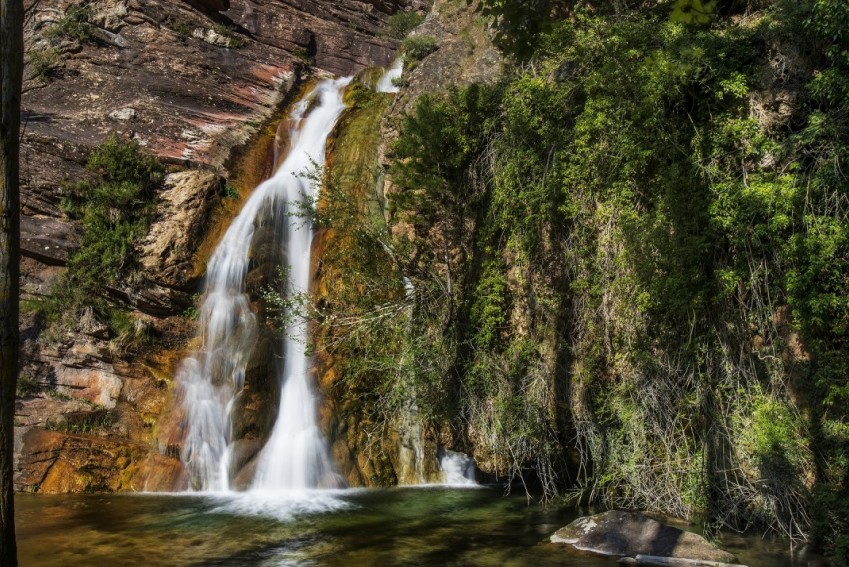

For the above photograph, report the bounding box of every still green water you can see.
[16,487,822,566]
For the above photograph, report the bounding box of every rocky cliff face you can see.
[15,0,424,493]
[226,0,419,77]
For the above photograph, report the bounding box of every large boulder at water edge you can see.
[550,511,744,566]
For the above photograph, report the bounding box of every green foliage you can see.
[168,19,194,39]
[346,81,376,109]
[260,266,306,334]
[45,3,95,43]
[27,47,63,80]
[670,0,716,24]
[16,372,42,398]
[402,35,437,61]
[384,0,849,541]
[386,11,425,39]
[469,262,509,349]
[472,0,570,59]
[106,308,153,354]
[736,392,812,494]
[292,47,310,62]
[388,77,572,491]
[776,1,849,557]
[61,134,163,288]
[224,185,240,199]
[45,410,115,435]
[804,0,849,106]
[392,83,499,217]
[85,134,164,194]
[182,294,201,320]
[46,135,163,346]
[814,485,849,566]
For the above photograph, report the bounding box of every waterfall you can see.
[376,57,404,94]
[439,448,478,486]
[177,77,352,492]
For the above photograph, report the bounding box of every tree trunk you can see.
[0,0,23,565]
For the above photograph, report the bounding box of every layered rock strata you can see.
[16,0,422,493]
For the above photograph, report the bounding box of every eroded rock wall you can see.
[16,0,423,493]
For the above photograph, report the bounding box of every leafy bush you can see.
[384,0,847,539]
[386,11,424,39]
[474,0,571,58]
[47,134,163,343]
[27,47,63,80]
[61,135,163,286]
[402,35,437,61]
[44,3,95,43]
[224,185,240,199]
[16,373,41,398]
[84,134,163,197]
[292,47,310,62]
[168,19,194,39]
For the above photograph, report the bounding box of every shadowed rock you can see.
[185,0,230,16]
[21,215,80,266]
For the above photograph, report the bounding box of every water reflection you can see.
[15,488,821,566]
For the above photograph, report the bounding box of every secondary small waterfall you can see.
[177,77,352,492]
[376,56,404,93]
[439,448,477,486]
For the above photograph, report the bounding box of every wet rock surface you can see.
[551,511,741,565]
[15,426,185,493]
[14,338,186,492]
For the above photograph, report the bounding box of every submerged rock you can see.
[620,557,748,567]
[551,511,742,565]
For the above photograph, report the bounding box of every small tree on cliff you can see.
[0,0,23,565]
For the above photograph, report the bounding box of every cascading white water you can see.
[439,448,478,486]
[177,77,352,493]
[376,57,404,94]
[251,76,352,491]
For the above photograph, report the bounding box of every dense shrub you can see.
[402,35,437,61]
[61,134,163,288]
[27,47,62,80]
[379,1,849,551]
[386,11,425,39]
[44,3,95,43]
[43,135,163,348]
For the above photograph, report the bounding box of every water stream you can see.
[176,77,352,492]
[176,69,469,494]
[15,489,822,567]
[250,77,351,492]
[439,448,477,486]
[376,56,404,93]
